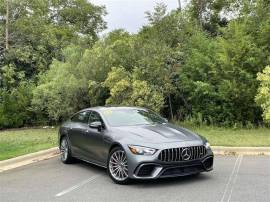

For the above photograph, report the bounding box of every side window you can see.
[89,111,102,124]
[71,111,90,124]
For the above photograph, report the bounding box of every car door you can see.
[83,110,107,165]
[68,111,91,158]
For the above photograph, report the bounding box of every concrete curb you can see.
[212,146,270,156]
[0,147,59,172]
[0,146,270,172]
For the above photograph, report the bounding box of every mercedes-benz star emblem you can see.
[181,148,191,160]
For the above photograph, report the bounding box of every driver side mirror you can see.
[89,121,102,131]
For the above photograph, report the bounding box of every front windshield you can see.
[101,108,167,126]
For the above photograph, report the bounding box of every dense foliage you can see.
[256,66,270,123]
[0,0,269,128]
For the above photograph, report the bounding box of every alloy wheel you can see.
[109,150,128,181]
[60,138,68,161]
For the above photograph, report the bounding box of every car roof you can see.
[79,106,147,113]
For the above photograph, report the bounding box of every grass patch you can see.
[177,122,270,147]
[0,128,58,161]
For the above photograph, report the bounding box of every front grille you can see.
[158,146,207,162]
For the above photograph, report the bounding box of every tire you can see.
[107,147,130,185]
[60,136,74,164]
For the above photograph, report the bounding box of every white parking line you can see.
[227,155,243,202]
[220,155,243,202]
[55,174,101,197]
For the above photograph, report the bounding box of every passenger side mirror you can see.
[89,121,102,131]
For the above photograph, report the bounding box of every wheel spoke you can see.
[123,169,128,176]
[116,168,120,177]
[117,152,121,161]
[120,151,124,161]
[123,156,127,162]
[114,153,119,161]
[111,156,118,163]
[121,170,125,178]
[111,164,119,168]
[112,166,118,173]
[119,152,123,161]
[110,161,118,165]
[118,169,122,178]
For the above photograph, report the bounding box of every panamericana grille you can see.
[158,146,207,162]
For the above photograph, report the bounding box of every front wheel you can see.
[60,136,73,164]
[107,147,130,185]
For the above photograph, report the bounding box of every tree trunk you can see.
[168,94,173,120]
[198,0,205,27]
[178,0,182,11]
[5,0,9,50]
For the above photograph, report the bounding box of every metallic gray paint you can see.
[59,106,214,180]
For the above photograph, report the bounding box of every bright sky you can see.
[90,0,188,33]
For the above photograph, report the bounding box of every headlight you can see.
[204,142,211,149]
[128,145,157,155]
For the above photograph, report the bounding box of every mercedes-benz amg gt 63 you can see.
[59,107,214,184]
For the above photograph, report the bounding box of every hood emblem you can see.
[181,148,191,160]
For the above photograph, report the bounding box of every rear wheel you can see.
[107,147,130,184]
[60,136,73,164]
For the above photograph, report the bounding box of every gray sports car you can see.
[59,106,214,184]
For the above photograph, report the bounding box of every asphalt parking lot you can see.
[0,155,269,202]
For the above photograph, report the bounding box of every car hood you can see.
[113,123,201,144]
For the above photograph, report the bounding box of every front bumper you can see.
[133,155,213,179]
[126,146,214,179]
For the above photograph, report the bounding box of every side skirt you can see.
[73,155,107,169]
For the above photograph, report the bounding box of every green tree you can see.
[0,0,106,79]
[189,0,232,35]
[256,66,270,123]
[2,0,270,128]
[103,67,164,112]
[31,45,89,123]
[0,66,33,128]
